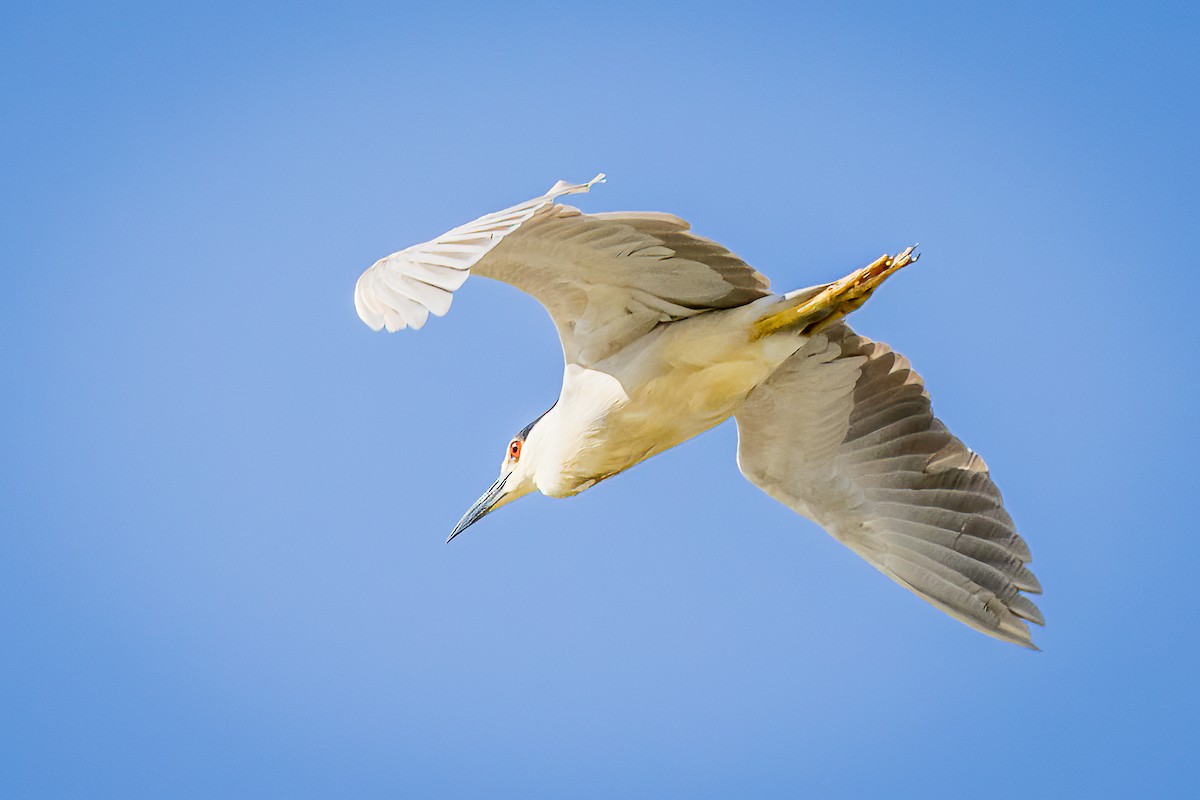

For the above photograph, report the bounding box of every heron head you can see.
[446,412,548,542]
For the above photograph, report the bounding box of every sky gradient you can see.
[3,2,1198,797]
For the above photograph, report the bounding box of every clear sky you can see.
[2,2,1197,797]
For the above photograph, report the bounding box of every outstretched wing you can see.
[734,324,1043,647]
[353,175,771,364]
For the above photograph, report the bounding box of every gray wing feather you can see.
[734,324,1043,647]
[354,178,772,364]
[587,211,771,306]
[478,205,771,362]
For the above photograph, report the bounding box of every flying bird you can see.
[353,175,1043,648]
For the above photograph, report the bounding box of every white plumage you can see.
[354,175,1043,648]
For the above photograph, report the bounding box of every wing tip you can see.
[544,172,606,198]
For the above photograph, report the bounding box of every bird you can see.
[353,174,1044,648]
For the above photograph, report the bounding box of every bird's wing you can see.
[733,324,1043,647]
[354,175,771,364]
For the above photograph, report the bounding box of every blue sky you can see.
[2,2,1197,797]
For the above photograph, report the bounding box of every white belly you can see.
[535,303,802,497]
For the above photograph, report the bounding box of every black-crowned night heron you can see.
[353,175,1043,648]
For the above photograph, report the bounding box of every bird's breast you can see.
[540,311,800,497]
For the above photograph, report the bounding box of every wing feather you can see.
[353,176,772,363]
[734,324,1043,648]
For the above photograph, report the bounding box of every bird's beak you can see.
[447,473,509,543]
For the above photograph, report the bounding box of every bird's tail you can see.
[750,246,919,341]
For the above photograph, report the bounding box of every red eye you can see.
[508,439,522,460]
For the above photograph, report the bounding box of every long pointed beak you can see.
[446,474,508,543]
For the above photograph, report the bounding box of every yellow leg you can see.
[751,246,919,340]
